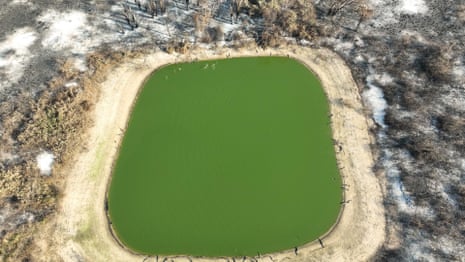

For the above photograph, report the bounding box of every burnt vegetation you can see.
[1,0,465,260]
[259,0,318,46]
[111,0,324,48]
[344,4,464,261]
[0,50,142,260]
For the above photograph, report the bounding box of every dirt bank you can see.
[34,46,385,261]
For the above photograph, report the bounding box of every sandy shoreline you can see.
[36,46,385,261]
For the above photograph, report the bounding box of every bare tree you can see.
[355,3,373,31]
[147,0,157,18]
[231,0,240,20]
[418,45,453,83]
[135,0,142,10]
[158,0,166,14]
[121,5,138,30]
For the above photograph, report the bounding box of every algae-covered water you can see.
[108,57,342,257]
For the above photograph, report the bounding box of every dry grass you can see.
[0,49,142,261]
[166,38,191,54]
[417,45,453,83]
[258,0,318,46]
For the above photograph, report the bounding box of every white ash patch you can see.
[218,21,240,38]
[354,54,366,63]
[452,64,465,83]
[383,149,435,219]
[64,82,79,88]
[398,0,428,15]
[334,40,354,55]
[438,236,465,257]
[374,72,394,85]
[36,151,54,176]
[0,209,35,235]
[432,180,457,208]
[0,27,38,89]
[367,0,398,27]
[38,10,94,54]
[407,242,437,261]
[9,0,33,6]
[460,158,465,171]
[363,69,388,128]
[73,56,88,72]
[440,87,465,110]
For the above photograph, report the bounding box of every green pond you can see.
[108,57,342,257]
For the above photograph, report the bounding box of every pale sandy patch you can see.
[35,46,385,261]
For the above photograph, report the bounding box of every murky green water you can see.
[108,57,342,257]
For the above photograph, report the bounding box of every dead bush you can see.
[230,30,248,48]
[297,0,317,24]
[355,3,373,30]
[58,58,80,79]
[231,30,244,41]
[200,30,213,43]
[260,0,317,41]
[295,23,316,40]
[215,25,224,41]
[0,49,142,260]
[260,26,281,47]
[262,6,278,25]
[417,46,452,83]
[457,4,465,22]
[193,13,203,34]
[436,115,465,136]
[201,26,224,43]
[278,9,298,34]
[165,38,190,54]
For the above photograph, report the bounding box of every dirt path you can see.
[36,46,385,261]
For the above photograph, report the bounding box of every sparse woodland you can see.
[1,0,465,261]
[115,0,324,49]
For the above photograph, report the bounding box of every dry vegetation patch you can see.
[0,49,141,261]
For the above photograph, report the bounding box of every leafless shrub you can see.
[201,26,224,43]
[121,5,138,29]
[146,0,157,18]
[298,0,317,24]
[449,184,465,202]
[417,46,453,83]
[193,6,212,38]
[315,23,335,37]
[262,5,278,25]
[159,0,167,14]
[457,4,465,22]
[193,13,204,35]
[230,0,240,21]
[374,247,406,261]
[248,0,260,8]
[231,30,244,41]
[437,115,465,134]
[278,9,298,34]
[355,2,373,31]
[200,29,212,43]
[0,49,142,260]
[327,0,356,16]
[135,0,142,10]
[215,25,224,41]
[230,30,256,49]
[259,0,317,45]
[58,58,80,79]
[165,38,190,54]
[259,25,281,47]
